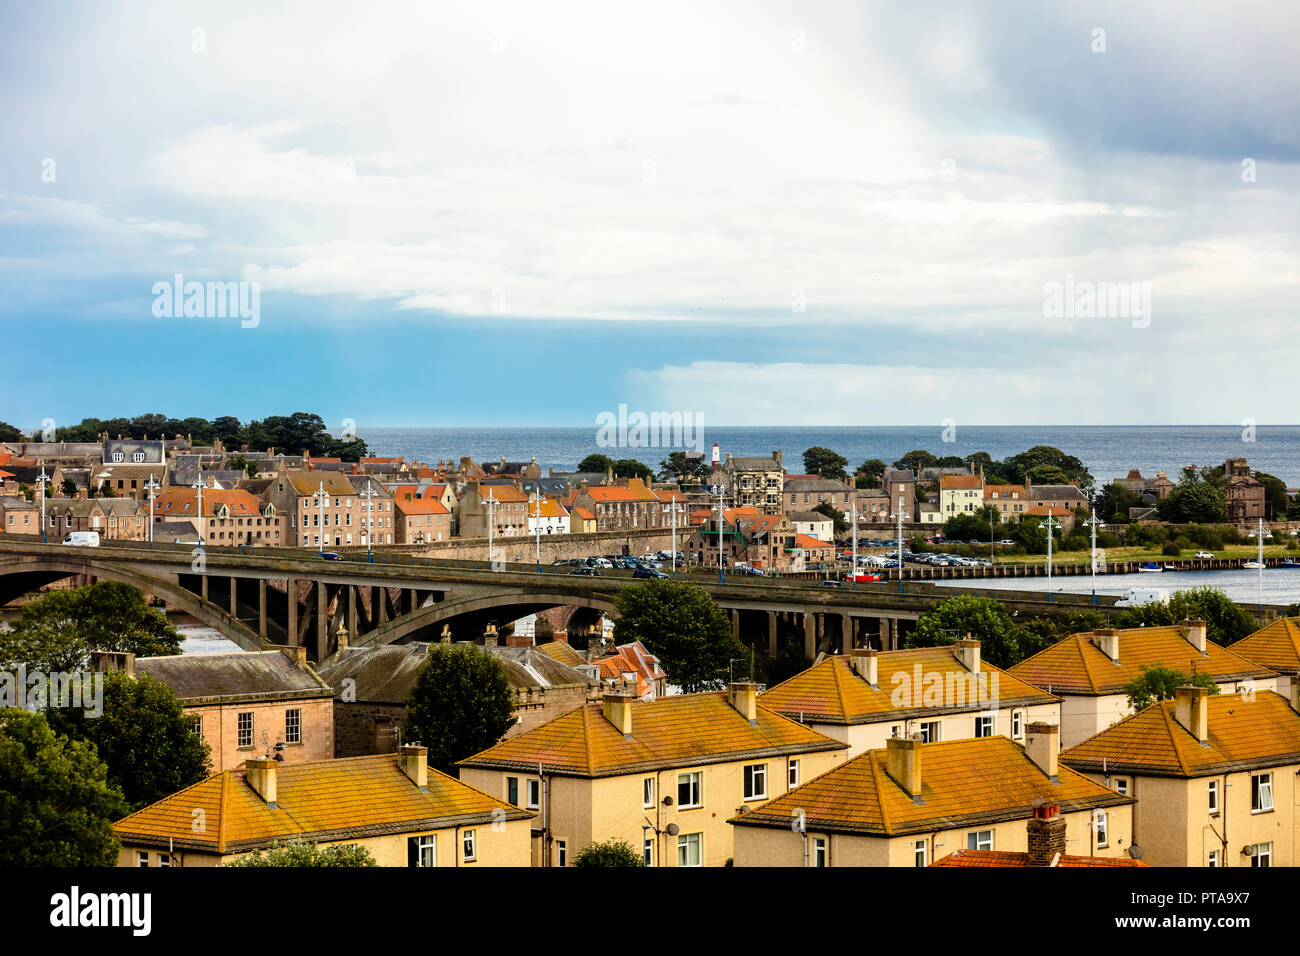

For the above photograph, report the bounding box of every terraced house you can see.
[457,683,848,867]
[151,486,281,546]
[264,467,367,548]
[729,727,1134,867]
[113,747,533,867]
[1230,617,1300,700]
[1007,621,1277,748]
[1061,686,1300,868]
[760,644,1060,757]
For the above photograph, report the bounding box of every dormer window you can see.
[132,452,146,463]
[111,452,124,462]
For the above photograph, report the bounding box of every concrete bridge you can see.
[0,538,1126,664]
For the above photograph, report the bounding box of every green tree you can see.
[856,458,887,487]
[60,477,78,497]
[802,447,848,481]
[225,838,377,867]
[572,838,646,867]
[893,449,938,473]
[612,580,746,692]
[0,709,130,866]
[406,644,516,773]
[1094,482,1142,523]
[1254,472,1289,521]
[578,454,616,474]
[613,458,654,482]
[0,582,182,672]
[906,596,1023,669]
[45,671,210,810]
[0,421,25,442]
[659,451,709,481]
[1158,468,1228,523]
[1123,665,1220,712]
[1001,446,1093,495]
[812,502,848,535]
[1166,587,1258,646]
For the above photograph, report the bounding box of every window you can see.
[643,836,654,866]
[1113,777,1129,796]
[237,712,253,748]
[914,840,928,868]
[1208,850,1220,868]
[677,832,702,867]
[1207,780,1219,814]
[526,779,540,810]
[556,840,567,867]
[408,835,436,867]
[136,851,149,867]
[919,721,941,743]
[643,777,655,809]
[967,830,993,851]
[975,715,993,738]
[285,708,301,744]
[1011,710,1023,740]
[743,764,768,801]
[1095,812,1108,848]
[1249,842,1272,868]
[677,771,702,808]
[812,837,828,867]
[506,776,519,806]
[462,829,476,862]
[788,760,800,789]
[1251,773,1274,813]
[158,853,170,867]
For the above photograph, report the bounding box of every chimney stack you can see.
[885,737,922,799]
[1288,677,1300,714]
[1026,803,1067,866]
[335,625,349,652]
[89,650,136,678]
[1173,685,1209,744]
[1182,619,1207,654]
[955,637,980,673]
[1094,629,1120,663]
[279,645,308,669]
[728,681,758,722]
[482,623,499,647]
[849,649,879,687]
[602,690,636,736]
[1025,722,1060,779]
[772,450,782,467]
[399,744,429,790]
[245,757,278,806]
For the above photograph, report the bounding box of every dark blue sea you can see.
[359,425,1300,487]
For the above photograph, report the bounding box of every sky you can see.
[1,0,1297,431]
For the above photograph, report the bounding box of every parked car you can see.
[998,539,1016,546]
[62,531,100,547]
[570,567,602,576]
[1194,550,1215,559]
[818,580,841,588]
[318,551,345,561]
[633,566,669,579]
[591,557,613,568]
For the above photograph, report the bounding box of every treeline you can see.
[4,412,368,462]
[1096,464,1292,524]
[796,444,1093,494]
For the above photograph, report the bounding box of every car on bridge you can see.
[570,567,603,576]
[633,565,669,579]
[317,551,345,561]
[62,531,100,547]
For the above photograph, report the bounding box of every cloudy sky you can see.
[2,0,1297,430]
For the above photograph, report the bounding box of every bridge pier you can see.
[803,610,816,661]
[730,609,740,643]
[767,610,777,657]
[200,573,208,602]
[841,612,853,651]
[316,582,328,662]
[287,579,298,647]
[259,579,267,638]
[229,576,237,618]
[349,585,359,640]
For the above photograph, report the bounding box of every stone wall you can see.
[342,527,681,565]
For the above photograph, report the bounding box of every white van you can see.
[1114,587,1168,607]
[62,531,100,547]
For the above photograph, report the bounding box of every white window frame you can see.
[677,771,702,809]
[285,708,301,745]
[136,851,149,867]
[1113,777,1129,796]
[967,830,993,851]
[556,840,567,867]
[1095,811,1109,848]
[975,715,994,738]
[1011,710,1023,740]
[643,777,655,809]
[1252,773,1274,813]
[743,763,768,801]
[920,720,941,743]
[237,711,253,748]
[677,831,702,867]
[811,837,828,867]
[413,834,436,867]
[1208,850,1220,868]
[1207,779,1219,814]
[526,779,540,810]
[462,829,476,862]
[914,840,928,868]
[1250,842,1272,868]
[643,836,654,866]
[788,759,800,789]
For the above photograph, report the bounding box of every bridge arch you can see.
[359,590,620,648]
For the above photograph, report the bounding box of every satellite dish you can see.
[662,795,674,806]
[1127,845,1143,860]
[665,823,680,836]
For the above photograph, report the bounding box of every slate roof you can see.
[113,754,531,854]
[1008,626,1275,696]
[459,691,846,777]
[135,651,332,703]
[730,736,1130,837]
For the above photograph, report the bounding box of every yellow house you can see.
[113,746,534,867]
[729,726,1134,867]
[457,683,848,867]
[1230,616,1300,700]
[760,643,1059,757]
[1061,685,1300,868]
[1008,621,1277,747]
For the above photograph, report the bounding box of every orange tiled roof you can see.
[932,850,1147,867]
[285,471,359,496]
[113,754,530,854]
[152,488,267,518]
[984,485,1027,500]
[528,498,567,519]
[1026,504,1072,517]
[535,641,586,668]
[1061,690,1300,777]
[592,641,667,697]
[1008,626,1274,696]
[572,507,594,520]
[622,477,658,500]
[459,691,846,777]
[586,486,637,503]
[1231,618,1300,675]
[655,489,687,503]
[394,497,449,515]
[761,650,1057,725]
[792,533,831,550]
[729,736,1129,836]
[481,485,528,503]
[940,475,983,490]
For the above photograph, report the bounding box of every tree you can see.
[613,458,654,482]
[0,709,130,866]
[226,839,377,867]
[226,453,258,477]
[894,449,938,473]
[1123,665,1220,712]
[60,477,78,497]
[1254,472,1289,521]
[45,671,210,810]
[906,596,1023,669]
[1165,587,1257,646]
[812,502,848,535]
[1001,446,1093,495]
[0,582,182,672]
[802,447,848,481]
[1094,482,1142,523]
[612,580,746,692]
[659,451,708,482]
[572,839,646,867]
[856,458,887,487]
[406,644,516,773]
[0,421,24,442]
[942,508,998,543]
[578,454,616,474]
[1158,468,1228,523]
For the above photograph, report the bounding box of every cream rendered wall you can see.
[828,702,1062,757]
[1060,678,1278,749]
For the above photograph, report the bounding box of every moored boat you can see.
[1138,562,1163,573]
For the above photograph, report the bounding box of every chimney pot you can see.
[1025,722,1060,779]
[885,736,922,799]
[1026,802,1066,866]
[1173,685,1209,743]
[399,744,429,789]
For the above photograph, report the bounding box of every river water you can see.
[940,567,1300,606]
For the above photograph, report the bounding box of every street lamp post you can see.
[1257,516,1266,609]
[486,491,497,571]
[666,499,686,579]
[529,490,544,572]
[194,478,207,551]
[850,502,858,590]
[889,495,906,593]
[1043,513,1061,601]
[145,475,159,548]
[1084,509,1105,606]
[317,481,325,553]
[358,483,376,562]
[37,466,48,543]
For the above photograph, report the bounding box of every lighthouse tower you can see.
[711,442,720,466]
